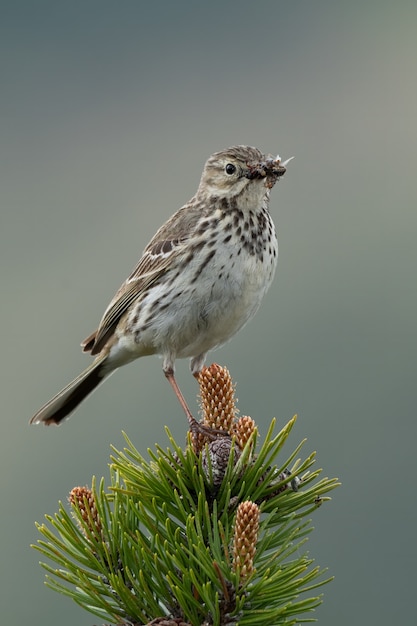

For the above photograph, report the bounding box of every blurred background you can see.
[1,1,416,624]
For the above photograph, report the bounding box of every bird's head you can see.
[198,145,292,204]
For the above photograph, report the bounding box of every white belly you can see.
[133,242,277,360]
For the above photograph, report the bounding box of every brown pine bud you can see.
[232,415,256,450]
[197,364,237,433]
[232,501,260,580]
[69,486,102,539]
[189,429,205,455]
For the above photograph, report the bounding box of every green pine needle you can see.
[33,416,340,625]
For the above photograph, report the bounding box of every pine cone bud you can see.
[233,415,256,450]
[232,500,260,580]
[69,486,102,539]
[197,364,236,433]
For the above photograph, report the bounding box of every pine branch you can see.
[33,364,340,625]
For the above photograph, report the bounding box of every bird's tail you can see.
[30,354,113,425]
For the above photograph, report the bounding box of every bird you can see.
[30,146,292,429]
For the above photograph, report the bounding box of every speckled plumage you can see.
[30,146,290,426]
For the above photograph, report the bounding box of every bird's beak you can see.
[245,155,294,188]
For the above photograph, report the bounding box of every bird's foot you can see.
[187,414,230,443]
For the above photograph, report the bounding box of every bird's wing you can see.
[82,201,205,355]
[82,235,189,355]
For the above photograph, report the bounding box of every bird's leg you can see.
[164,368,225,441]
[164,368,195,424]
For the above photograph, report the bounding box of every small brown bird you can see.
[30,146,291,428]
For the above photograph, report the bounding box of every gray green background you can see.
[1,1,416,624]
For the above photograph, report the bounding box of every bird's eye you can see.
[225,163,236,175]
